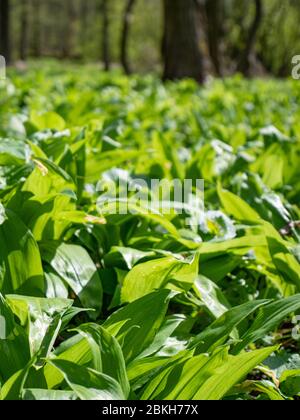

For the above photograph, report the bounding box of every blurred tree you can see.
[121,0,136,74]
[61,0,77,58]
[19,0,29,60]
[31,0,42,57]
[204,0,223,76]
[162,0,204,82]
[80,0,89,54]
[257,0,300,77]
[3,0,300,77]
[101,0,110,71]
[0,0,10,63]
[237,0,263,76]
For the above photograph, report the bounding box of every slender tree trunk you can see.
[0,0,10,64]
[61,0,77,58]
[237,0,263,76]
[162,0,204,83]
[204,0,222,76]
[80,0,89,55]
[19,0,28,60]
[101,0,110,71]
[32,0,42,57]
[120,0,136,75]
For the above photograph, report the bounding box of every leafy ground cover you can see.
[0,63,300,400]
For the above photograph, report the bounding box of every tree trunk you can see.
[237,0,263,76]
[80,0,89,55]
[32,0,42,57]
[61,0,77,58]
[0,0,10,64]
[19,0,28,61]
[101,0,110,71]
[120,0,136,75]
[204,0,222,76]
[162,0,204,83]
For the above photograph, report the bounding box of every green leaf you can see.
[121,253,199,303]
[22,389,77,400]
[193,275,231,318]
[74,324,130,398]
[234,380,285,401]
[30,111,66,131]
[21,158,75,199]
[189,300,269,353]
[263,222,300,291]
[141,346,277,400]
[218,185,261,223]
[136,314,187,359]
[0,363,33,400]
[280,370,300,397]
[0,138,27,166]
[42,290,174,389]
[0,208,44,295]
[103,289,174,363]
[40,242,103,318]
[104,246,154,270]
[43,336,93,389]
[86,149,140,182]
[193,347,278,400]
[100,201,179,237]
[48,359,125,400]
[0,294,30,381]
[6,295,73,356]
[233,294,300,354]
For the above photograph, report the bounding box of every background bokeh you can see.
[0,0,299,77]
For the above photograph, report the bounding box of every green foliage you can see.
[0,64,300,400]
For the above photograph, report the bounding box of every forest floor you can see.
[0,62,299,400]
